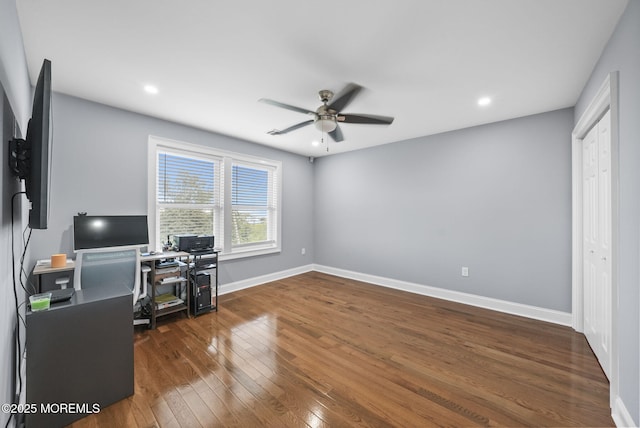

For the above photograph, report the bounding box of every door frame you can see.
[571,71,619,409]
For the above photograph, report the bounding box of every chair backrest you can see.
[74,247,141,305]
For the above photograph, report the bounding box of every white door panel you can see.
[582,109,612,379]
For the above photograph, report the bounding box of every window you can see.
[157,152,220,245]
[149,136,281,259]
[231,162,277,248]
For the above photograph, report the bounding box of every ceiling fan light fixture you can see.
[314,117,337,132]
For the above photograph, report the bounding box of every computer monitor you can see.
[73,215,149,251]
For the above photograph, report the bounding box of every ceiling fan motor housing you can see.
[318,90,333,104]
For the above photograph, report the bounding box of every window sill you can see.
[219,245,281,261]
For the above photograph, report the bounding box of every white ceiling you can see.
[17,0,627,157]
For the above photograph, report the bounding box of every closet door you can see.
[582,109,612,379]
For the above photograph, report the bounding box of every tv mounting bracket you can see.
[8,137,31,180]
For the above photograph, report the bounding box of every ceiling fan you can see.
[259,83,394,143]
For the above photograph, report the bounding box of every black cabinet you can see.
[26,287,133,427]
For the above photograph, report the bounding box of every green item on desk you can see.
[30,292,52,311]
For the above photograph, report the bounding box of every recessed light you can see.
[477,96,491,106]
[144,85,159,94]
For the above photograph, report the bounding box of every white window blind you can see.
[231,162,276,248]
[156,152,220,245]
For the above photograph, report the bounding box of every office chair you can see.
[70,246,150,327]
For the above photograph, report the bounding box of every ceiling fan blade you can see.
[267,119,314,135]
[328,125,344,142]
[338,114,394,125]
[259,98,314,115]
[328,83,362,112]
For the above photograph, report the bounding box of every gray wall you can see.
[314,108,574,312]
[0,80,24,428]
[0,0,30,133]
[29,93,315,287]
[0,0,31,425]
[575,0,640,424]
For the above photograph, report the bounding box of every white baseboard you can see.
[313,264,572,326]
[219,264,314,295]
[612,395,637,428]
[219,263,572,326]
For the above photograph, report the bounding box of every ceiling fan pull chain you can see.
[321,131,329,153]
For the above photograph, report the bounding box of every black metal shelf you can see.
[190,250,219,316]
[141,251,191,329]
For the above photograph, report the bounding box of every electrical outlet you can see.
[301,248,306,255]
[461,266,469,277]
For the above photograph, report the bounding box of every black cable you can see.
[19,227,35,295]
[7,191,28,428]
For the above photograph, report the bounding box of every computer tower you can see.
[191,272,212,316]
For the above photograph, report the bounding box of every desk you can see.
[26,287,133,427]
[141,251,190,329]
[33,259,75,293]
[32,252,191,329]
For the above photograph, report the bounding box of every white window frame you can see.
[148,136,282,260]
[230,159,278,252]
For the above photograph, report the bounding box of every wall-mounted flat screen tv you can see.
[8,59,52,229]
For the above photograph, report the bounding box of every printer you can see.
[172,234,215,253]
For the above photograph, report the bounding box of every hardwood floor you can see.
[70,272,613,427]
